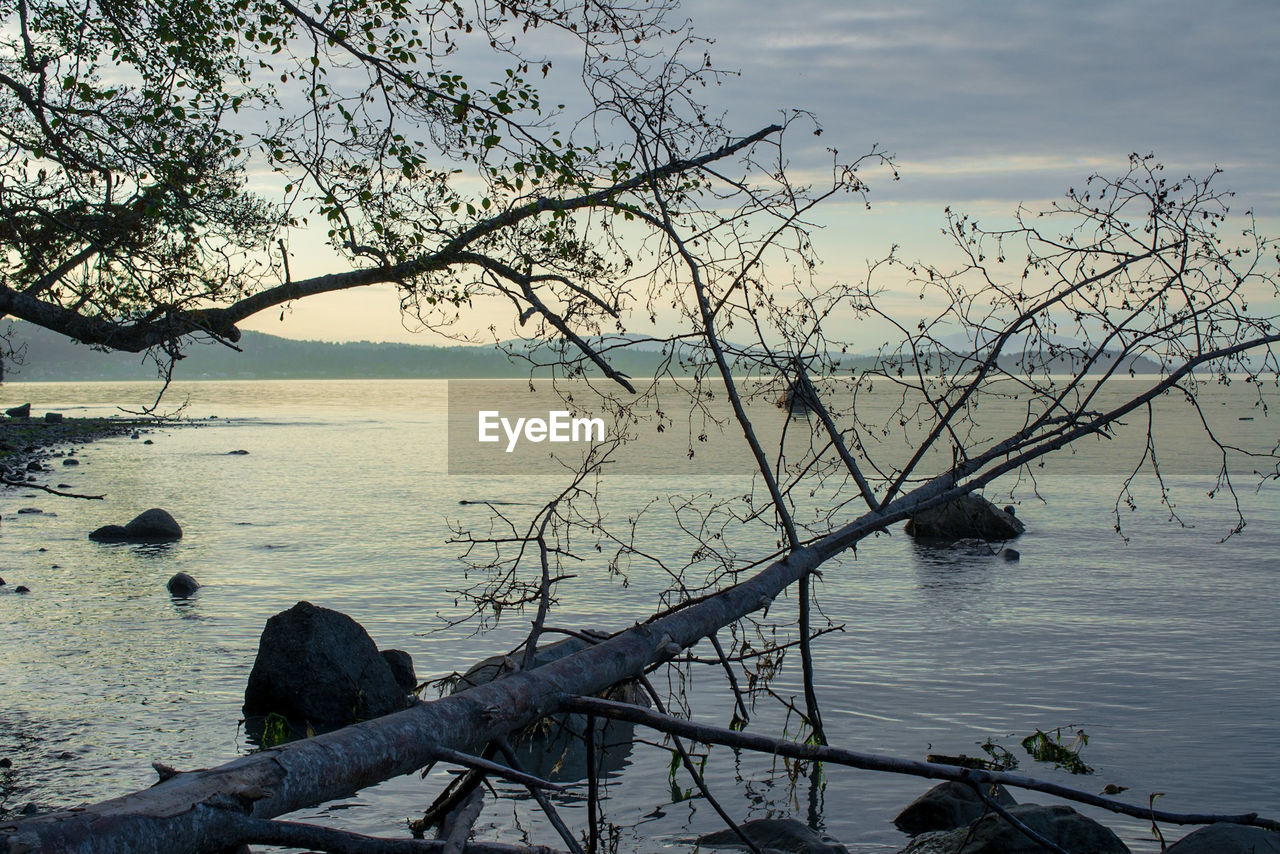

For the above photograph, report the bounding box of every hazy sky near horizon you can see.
[242,0,1280,345]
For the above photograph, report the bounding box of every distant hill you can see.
[0,321,1161,382]
[0,323,533,381]
[0,323,732,382]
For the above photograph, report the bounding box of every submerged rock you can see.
[89,508,182,543]
[89,524,130,542]
[699,818,849,854]
[243,601,411,737]
[1165,823,1280,854]
[166,572,200,597]
[894,782,1017,836]
[899,804,1128,854]
[453,632,643,781]
[904,494,1025,542]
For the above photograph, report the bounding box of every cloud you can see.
[684,0,1279,210]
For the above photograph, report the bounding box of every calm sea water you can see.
[0,379,1277,853]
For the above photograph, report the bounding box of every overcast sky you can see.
[243,0,1280,344]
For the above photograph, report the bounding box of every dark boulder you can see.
[894,782,1017,836]
[700,818,849,853]
[1166,823,1280,854]
[126,508,182,540]
[380,649,417,693]
[904,494,1025,541]
[44,412,64,423]
[26,461,43,472]
[5,403,30,419]
[62,458,79,466]
[166,572,200,597]
[900,804,1128,854]
[89,508,182,543]
[243,601,410,735]
[14,585,30,594]
[1002,548,1020,561]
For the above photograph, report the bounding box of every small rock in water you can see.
[904,494,1025,542]
[17,507,42,514]
[900,805,1127,854]
[62,458,80,466]
[5,403,31,419]
[1002,548,1020,561]
[0,576,6,585]
[226,449,250,455]
[44,412,64,423]
[26,461,43,472]
[895,782,1017,836]
[57,483,73,488]
[14,585,30,594]
[90,508,183,543]
[167,572,200,597]
[19,802,38,815]
[143,439,154,445]
[130,432,141,439]
[1166,823,1280,853]
[0,757,11,768]
[88,524,130,542]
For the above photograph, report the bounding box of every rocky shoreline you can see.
[0,410,156,492]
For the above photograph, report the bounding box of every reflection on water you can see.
[0,380,1277,853]
[911,541,1002,605]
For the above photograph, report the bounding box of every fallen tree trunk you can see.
[4,479,956,854]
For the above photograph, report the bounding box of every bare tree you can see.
[6,138,1279,851]
[3,0,1279,851]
